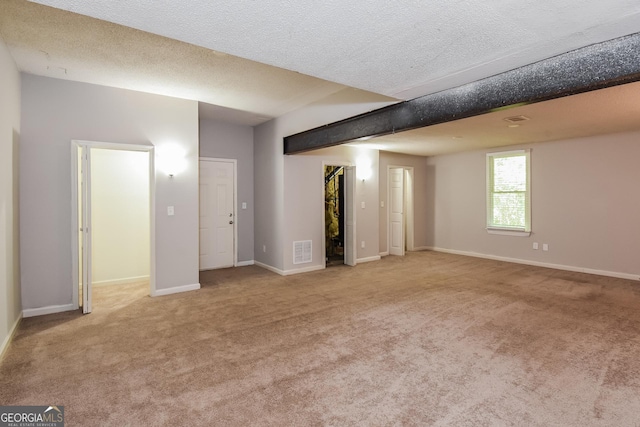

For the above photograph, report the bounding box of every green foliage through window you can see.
[487,150,530,231]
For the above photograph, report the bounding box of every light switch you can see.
[167,206,175,216]
[242,202,247,210]
[543,243,549,251]
[380,201,385,208]
[361,201,365,209]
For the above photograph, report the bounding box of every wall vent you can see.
[293,240,312,264]
[503,115,531,123]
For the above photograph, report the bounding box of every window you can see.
[486,149,531,236]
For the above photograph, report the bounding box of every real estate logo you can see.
[0,405,64,427]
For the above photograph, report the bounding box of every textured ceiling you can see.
[0,0,355,126]
[3,0,640,153]
[348,81,640,156]
[28,0,640,100]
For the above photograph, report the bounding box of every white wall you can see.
[253,88,396,273]
[199,119,254,263]
[0,37,22,354]
[425,131,640,278]
[21,74,200,311]
[91,149,150,285]
[378,151,430,254]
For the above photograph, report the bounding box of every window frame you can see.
[486,149,531,237]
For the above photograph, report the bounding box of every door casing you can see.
[387,165,415,256]
[322,162,356,267]
[71,140,156,312]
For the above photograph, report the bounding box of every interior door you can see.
[390,167,405,256]
[80,146,92,313]
[199,160,235,270]
[344,166,356,266]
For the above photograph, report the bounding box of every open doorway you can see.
[71,141,155,313]
[388,166,415,256]
[324,165,344,266]
[323,164,356,267]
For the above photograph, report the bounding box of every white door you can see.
[390,167,405,256]
[344,166,356,266]
[199,160,235,270]
[79,146,92,313]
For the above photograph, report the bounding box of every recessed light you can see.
[508,124,520,128]
[452,136,463,139]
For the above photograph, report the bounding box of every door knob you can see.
[229,221,234,224]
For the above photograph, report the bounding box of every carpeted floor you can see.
[2,251,640,426]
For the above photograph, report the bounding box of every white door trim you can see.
[71,140,156,309]
[199,157,238,268]
[322,161,356,267]
[386,165,415,255]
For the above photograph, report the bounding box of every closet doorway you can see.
[71,141,155,314]
[323,164,356,267]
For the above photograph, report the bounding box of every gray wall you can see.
[425,131,640,277]
[0,37,22,352]
[21,74,200,310]
[253,119,285,270]
[199,118,254,263]
[253,88,395,273]
[378,151,430,254]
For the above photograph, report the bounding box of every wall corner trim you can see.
[357,256,381,263]
[426,247,640,281]
[23,304,76,318]
[152,283,201,297]
[0,313,23,362]
[379,251,390,257]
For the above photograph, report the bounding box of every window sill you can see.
[487,228,531,237]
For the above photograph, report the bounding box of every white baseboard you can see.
[254,261,325,276]
[236,260,255,267]
[93,275,150,286]
[412,246,431,251]
[254,261,286,275]
[379,251,389,257]
[152,283,201,297]
[23,304,76,318]
[357,255,381,264]
[283,264,325,276]
[0,313,22,361]
[426,247,640,281]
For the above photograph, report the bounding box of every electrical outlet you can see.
[242,202,247,210]
[380,201,385,208]
[361,241,365,248]
[361,201,366,209]
[533,242,539,250]
[543,243,549,251]
[167,206,174,216]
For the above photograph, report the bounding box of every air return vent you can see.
[293,240,312,264]
[503,115,531,124]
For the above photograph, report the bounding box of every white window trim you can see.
[486,149,531,236]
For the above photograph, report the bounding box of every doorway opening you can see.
[71,141,155,314]
[324,165,344,266]
[388,166,415,256]
[323,164,356,267]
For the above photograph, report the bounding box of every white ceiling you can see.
[2,0,640,152]
[0,0,351,126]
[26,0,640,100]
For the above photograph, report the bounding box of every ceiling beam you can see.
[284,32,640,155]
